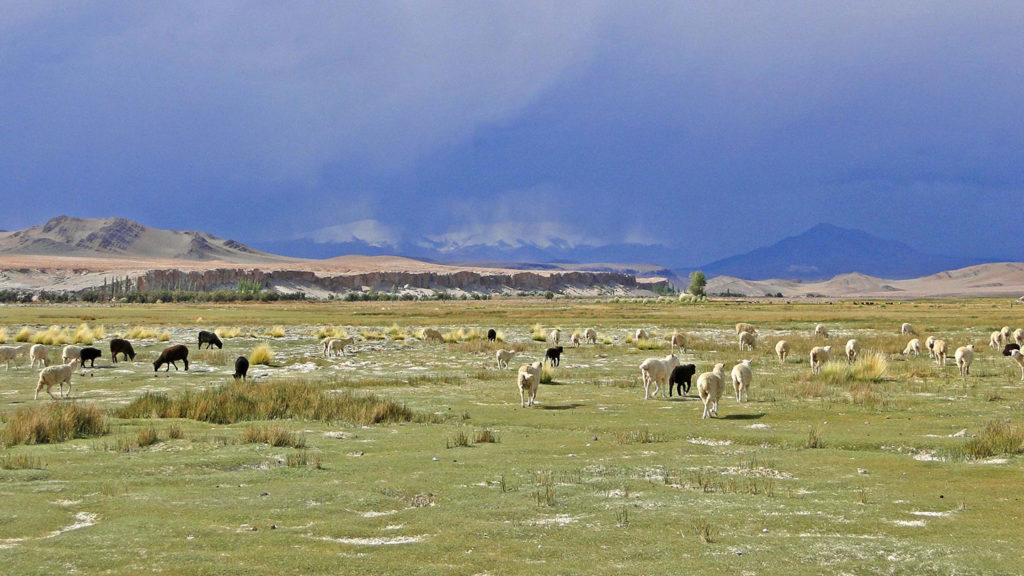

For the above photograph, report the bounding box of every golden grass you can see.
[124,326,161,340]
[531,324,547,342]
[1,402,109,447]
[31,326,71,346]
[316,326,349,339]
[72,323,105,344]
[249,343,274,366]
[13,327,33,342]
[0,327,7,343]
[264,325,286,338]
[215,326,244,339]
[158,330,171,342]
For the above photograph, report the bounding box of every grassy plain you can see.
[1,297,1023,575]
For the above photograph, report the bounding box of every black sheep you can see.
[487,329,497,342]
[1003,343,1021,356]
[233,356,249,381]
[198,330,223,350]
[110,338,136,363]
[668,364,697,397]
[154,345,190,372]
[545,346,564,366]
[79,347,102,368]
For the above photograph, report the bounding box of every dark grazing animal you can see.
[487,329,497,342]
[668,364,697,397]
[233,356,249,381]
[153,345,190,372]
[198,330,223,350]
[79,347,102,368]
[545,346,564,366]
[1003,343,1021,356]
[110,338,136,363]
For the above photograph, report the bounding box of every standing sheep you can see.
[570,333,582,347]
[517,361,542,407]
[549,329,561,346]
[731,359,752,403]
[954,345,974,377]
[925,336,937,359]
[584,328,598,344]
[735,323,756,335]
[421,328,443,342]
[668,364,697,397]
[1008,349,1024,381]
[62,345,82,365]
[696,363,726,419]
[323,337,355,357]
[1002,343,1021,356]
[738,332,756,351]
[487,329,497,342]
[814,324,829,338]
[233,356,249,381]
[495,349,516,369]
[775,340,790,363]
[198,330,223,350]
[1014,329,1024,346]
[809,345,832,374]
[35,359,80,400]
[110,338,136,363]
[79,347,102,368]
[900,323,917,335]
[545,346,564,367]
[0,345,27,371]
[639,354,681,399]
[845,339,860,364]
[989,330,1004,349]
[669,332,687,353]
[153,345,190,372]
[932,339,948,367]
[1001,326,1012,344]
[635,329,648,341]
[903,338,921,357]
[30,344,48,368]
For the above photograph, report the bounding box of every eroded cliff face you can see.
[132,267,664,296]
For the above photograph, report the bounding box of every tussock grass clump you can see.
[117,380,423,426]
[2,403,109,447]
[819,353,888,384]
[635,338,664,350]
[72,323,104,344]
[360,328,387,340]
[158,330,171,342]
[287,451,320,468]
[615,427,663,445]
[805,426,825,449]
[0,327,8,343]
[31,326,71,346]
[249,343,274,366]
[442,327,485,343]
[473,428,500,443]
[14,327,33,342]
[124,326,161,340]
[951,420,1024,460]
[243,424,306,448]
[386,324,407,340]
[136,425,160,448]
[446,430,471,448]
[166,423,184,440]
[316,326,348,340]
[540,364,557,384]
[692,517,717,543]
[0,453,43,470]
[264,326,286,338]
[215,327,244,339]
[531,324,548,342]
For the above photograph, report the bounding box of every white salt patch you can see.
[892,520,927,527]
[46,512,98,538]
[532,514,576,526]
[317,535,424,545]
[747,423,771,430]
[688,438,732,446]
[361,510,398,518]
[912,511,951,518]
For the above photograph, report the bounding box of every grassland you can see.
[1,297,1023,575]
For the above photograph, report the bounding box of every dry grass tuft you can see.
[249,343,274,366]
[1,402,109,447]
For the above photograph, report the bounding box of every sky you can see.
[2,2,1022,266]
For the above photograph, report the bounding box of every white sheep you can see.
[903,338,921,357]
[731,359,752,403]
[814,324,829,338]
[421,328,443,342]
[775,340,790,363]
[932,339,947,367]
[696,363,726,419]
[62,345,83,365]
[323,337,355,357]
[584,328,598,344]
[496,349,516,369]
[1009,349,1024,381]
[570,333,582,347]
[550,329,561,345]
[1014,329,1024,346]
[635,329,648,342]
[738,331,756,351]
[639,353,680,400]
[30,344,48,368]
[735,323,756,335]
[669,332,687,353]
[35,358,79,400]
[989,330,1004,348]
[925,336,937,359]
[517,361,542,407]
[845,339,860,364]
[1001,326,1012,344]
[809,345,832,374]
[0,345,27,371]
[900,323,916,335]
[954,344,974,377]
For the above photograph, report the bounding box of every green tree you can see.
[688,271,707,297]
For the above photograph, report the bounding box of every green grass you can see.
[0,298,1022,574]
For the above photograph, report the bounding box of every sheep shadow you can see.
[539,403,585,411]
[721,412,766,420]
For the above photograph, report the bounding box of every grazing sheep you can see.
[571,333,582,347]
[814,324,829,338]
[845,339,860,363]
[1002,343,1021,357]
[61,345,82,365]
[990,330,1005,348]
[110,338,136,363]
[735,323,756,335]
[550,329,561,345]
[925,336,937,359]
[517,361,542,407]
[1009,349,1024,381]
[487,329,497,342]
[668,364,697,397]
[198,330,223,350]
[0,345,27,371]
[79,347,102,368]
[635,329,648,341]
[809,345,833,374]
[1015,329,1024,346]
[932,339,947,367]
[738,331,756,351]
[903,338,921,357]
[30,344,48,368]
[545,346,564,367]
[669,332,687,353]
[731,359,753,402]
[35,359,80,400]
[696,363,726,419]
[639,354,680,399]
[1001,326,1012,344]
[153,345,190,372]
[954,344,974,376]
[775,340,790,363]
[900,323,916,335]
[323,337,355,357]
[584,328,598,344]
[495,349,516,369]
[422,328,443,342]
[233,356,249,381]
